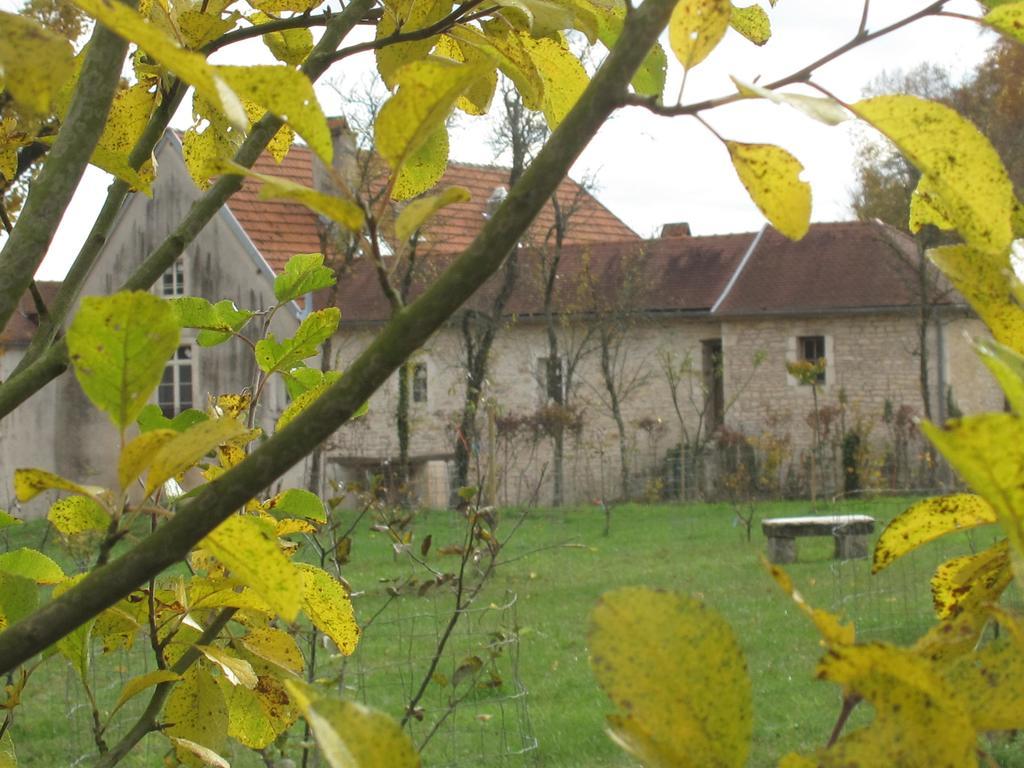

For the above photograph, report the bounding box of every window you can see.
[158,345,194,417]
[702,339,724,429]
[797,335,826,384]
[161,261,185,296]
[539,355,565,402]
[412,362,428,404]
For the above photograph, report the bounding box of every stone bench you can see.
[761,515,876,564]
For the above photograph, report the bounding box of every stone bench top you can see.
[762,515,876,537]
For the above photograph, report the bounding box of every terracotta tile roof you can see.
[713,222,960,316]
[0,282,61,347]
[226,144,639,274]
[327,232,753,324]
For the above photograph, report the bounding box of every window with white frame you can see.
[158,345,194,417]
[161,260,185,297]
[412,362,428,404]
[538,355,566,402]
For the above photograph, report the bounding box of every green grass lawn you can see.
[3,496,1021,767]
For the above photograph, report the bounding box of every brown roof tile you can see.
[1,282,61,347]
[226,144,639,274]
[713,222,959,316]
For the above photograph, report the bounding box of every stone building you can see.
[0,130,1004,513]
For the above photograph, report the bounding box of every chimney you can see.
[660,222,691,238]
[312,115,358,195]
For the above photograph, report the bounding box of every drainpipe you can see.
[935,313,947,423]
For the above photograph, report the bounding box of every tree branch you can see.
[0,0,680,675]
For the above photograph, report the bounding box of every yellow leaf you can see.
[285,680,421,768]
[167,737,230,768]
[110,669,181,718]
[872,494,997,574]
[395,186,470,243]
[220,679,278,749]
[807,644,977,767]
[931,540,1012,620]
[224,162,363,231]
[929,244,1024,355]
[909,174,955,233]
[47,496,111,536]
[669,0,731,69]
[0,730,16,768]
[119,428,177,490]
[244,101,294,163]
[183,109,240,190]
[297,563,359,654]
[375,57,486,198]
[0,12,74,115]
[248,0,317,13]
[984,3,1024,46]
[217,65,331,164]
[2,549,67,585]
[177,9,237,50]
[144,418,251,496]
[922,413,1024,556]
[767,561,855,646]
[196,644,258,688]
[251,12,312,66]
[729,3,770,45]
[188,578,275,614]
[240,627,304,675]
[205,515,303,622]
[454,24,544,111]
[434,35,496,116]
[589,588,751,768]
[392,123,449,201]
[852,95,1014,256]
[520,34,588,131]
[730,77,848,126]
[374,0,453,89]
[940,638,1024,731]
[727,141,811,240]
[14,468,104,503]
[68,0,246,127]
[165,667,229,764]
[914,609,990,664]
[276,518,316,536]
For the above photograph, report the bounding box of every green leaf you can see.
[110,670,182,718]
[0,730,16,768]
[220,680,278,750]
[0,12,74,115]
[217,65,331,164]
[48,496,111,536]
[255,308,340,375]
[929,244,1024,355]
[922,414,1024,554]
[13,468,104,503]
[375,57,487,200]
[267,488,327,522]
[976,338,1024,414]
[520,34,588,131]
[54,577,93,684]
[0,573,37,632]
[297,564,359,654]
[0,549,64,585]
[392,124,449,201]
[930,540,1012,620]
[67,292,180,430]
[731,77,848,125]
[669,0,731,69]
[852,95,1014,256]
[204,515,303,622]
[68,0,246,127]
[589,587,752,768]
[275,253,339,304]
[726,142,811,240]
[171,297,254,347]
[165,667,229,766]
[137,404,208,433]
[395,186,471,243]
[284,366,328,398]
[276,372,353,431]
[594,6,666,100]
[144,418,251,496]
[872,494,998,574]
[224,164,364,234]
[0,510,21,530]
[729,3,770,45]
[284,680,421,768]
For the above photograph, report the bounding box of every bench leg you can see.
[834,533,870,560]
[766,536,797,564]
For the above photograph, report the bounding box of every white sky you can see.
[3,0,998,278]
